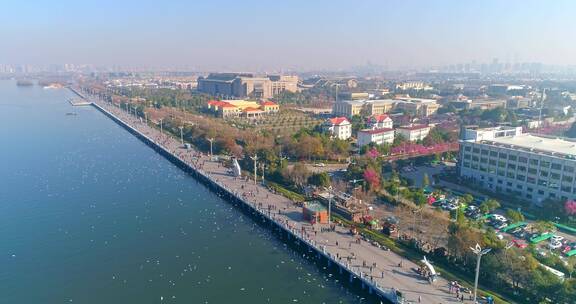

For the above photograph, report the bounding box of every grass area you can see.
[266,181,305,202]
[226,110,322,136]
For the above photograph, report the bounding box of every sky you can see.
[2,0,576,71]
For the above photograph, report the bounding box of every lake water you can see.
[0,80,361,303]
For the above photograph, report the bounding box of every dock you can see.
[77,89,465,304]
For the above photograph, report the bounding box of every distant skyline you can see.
[2,0,576,71]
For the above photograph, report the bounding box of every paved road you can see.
[90,97,472,304]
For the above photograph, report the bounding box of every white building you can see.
[459,131,576,205]
[357,128,395,147]
[462,126,523,142]
[323,117,352,140]
[367,114,393,129]
[396,125,431,141]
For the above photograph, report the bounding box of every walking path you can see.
[87,95,472,304]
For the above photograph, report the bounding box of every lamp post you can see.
[328,186,333,225]
[159,119,163,135]
[144,112,148,125]
[207,137,214,157]
[179,126,184,146]
[470,243,491,303]
[250,154,258,185]
[411,207,422,239]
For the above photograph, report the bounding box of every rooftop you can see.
[484,134,576,158]
[359,128,394,135]
[327,117,350,125]
[397,124,430,131]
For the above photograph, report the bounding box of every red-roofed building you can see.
[357,128,395,147]
[323,117,351,140]
[260,100,279,113]
[396,124,431,141]
[368,114,393,129]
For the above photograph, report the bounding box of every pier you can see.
[79,89,465,304]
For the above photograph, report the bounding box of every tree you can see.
[363,167,381,191]
[461,194,474,206]
[532,221,555,234]
[566,121,576,138]
[506,209,525,223]
[422,173,430,187]
[479,199,500,214]
[412,189,427,206]
[283,162,310,188]
[308,172,330,187]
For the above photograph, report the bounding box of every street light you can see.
[328,186,333,225]
[470,243,491,303]
[179,126,184,146]
[412,207,422,239]
[159,119,163,134]
[250,154,258,184]
[207,137,214,157]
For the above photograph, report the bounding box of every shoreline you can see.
[79,87,465,304]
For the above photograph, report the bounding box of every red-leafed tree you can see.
[363,167,380,191]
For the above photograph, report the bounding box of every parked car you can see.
[513,239,528,249]
[561,245,573,254]
[446,203,459,211]
[491,214,507,222]
[549,241,563,250]
[550,235,565,243]
[494,222,508,230]
[514,230,527,239]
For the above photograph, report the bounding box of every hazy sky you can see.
[2,0,576,70]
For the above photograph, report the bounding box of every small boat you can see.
[65,112,77,116]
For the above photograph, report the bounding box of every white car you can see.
[496,233,504,240]
[495,222,508,230]
[549,241,563,250]
[551,235,564,243]
[492,214,507,222]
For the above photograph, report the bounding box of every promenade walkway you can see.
[88,96,470,304]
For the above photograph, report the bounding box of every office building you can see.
[332,100,364,117]
[395,97,439,117]
[396,124,431,141]
[198,73,298,98]
[459,130,576,205]
[357,128,395,147]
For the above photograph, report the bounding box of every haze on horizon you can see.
[2,0,576,71]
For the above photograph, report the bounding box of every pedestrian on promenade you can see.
[418,295,421,303]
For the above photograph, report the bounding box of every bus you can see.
[502,221,527,233]
[530,233,553,244]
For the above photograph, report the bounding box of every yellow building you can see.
[260,101,279,113]
[332,100,364,117]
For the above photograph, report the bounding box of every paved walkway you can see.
[89,97,472,304]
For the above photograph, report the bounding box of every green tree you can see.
[422,173,430,187]
[506,209,525,223]
[412,189,427,206]
[308,172,331,187]
[532,220,556,234]
[479,199,500,214]
[461,194,474,206]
